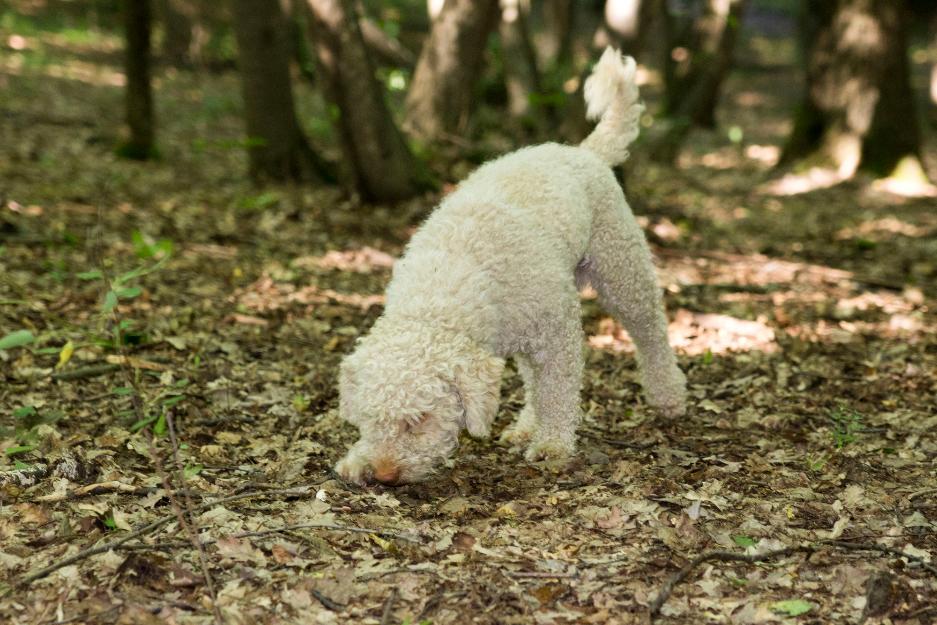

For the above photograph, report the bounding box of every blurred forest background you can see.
[1,1,936,624]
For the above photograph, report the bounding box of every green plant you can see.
[830,406,864,449]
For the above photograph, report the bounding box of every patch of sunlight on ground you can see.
[234,274,384,314]
[589,310,778,355]
[292,247,395,274]
[835,217,931,240]
[1,53,124,86]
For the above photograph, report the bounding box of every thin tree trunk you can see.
[232,0,330,182]
[782,0,926,179]
[305,0,427,201]
[157,0,194,66]
[600,0,658,57]
[405,0,500,140]
[500,0,541,118]
[647,0,746,162]
[663,0,747,127]
[538,0,574,70]
[121,0,156,160]
[359,16,415,67]
[928,19,936,120]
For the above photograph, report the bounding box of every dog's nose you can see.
[370,460,401,485]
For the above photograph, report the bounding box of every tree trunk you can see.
[405,0,500,140]
[929,21,937,119]
[305,0,427,201]
[599,0,658,57]
[782,0,926,179]
[644,0,746,162]
[663,0,747,127]
[232,0,330,182]
[157,0,194,66]
[359,16,415,67]
[539,0,574,70]
[500,0,541,118]
[121,0,156,160]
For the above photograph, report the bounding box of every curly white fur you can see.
[335,48,686,486]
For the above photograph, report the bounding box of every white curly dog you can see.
[336,48,686,485]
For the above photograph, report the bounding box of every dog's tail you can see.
[579,47,644,166]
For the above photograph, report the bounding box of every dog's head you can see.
[334,326,503,485]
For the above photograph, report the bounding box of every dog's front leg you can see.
[522,324,585,462]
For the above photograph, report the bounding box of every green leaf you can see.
[112,386,134,396]
[772,599,812,617]
[184,464,204,479]
[102,290,118,312]
[129,414,158,433]
[732,535,757,548]
[0,330,35,350]
[161,395,185,408]
[76,269,103,280]
[115,286,142,300]
[153,412,167,436]
[13,406,37,419]
[131,230,152,258]
[103,516,117,530]
[5,444,37,456]
[240,191,280,211]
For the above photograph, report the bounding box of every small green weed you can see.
[830,406,864,449]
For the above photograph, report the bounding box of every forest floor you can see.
[1,9,936,625]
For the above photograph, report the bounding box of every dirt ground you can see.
[1,8,936,625]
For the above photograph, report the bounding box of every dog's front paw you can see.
[646,368,687,419]
[334,452,370,485]
[651,399,686,419]
[499,424,534,449]
[524,436,575,463]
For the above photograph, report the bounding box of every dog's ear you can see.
[453,352,505,438]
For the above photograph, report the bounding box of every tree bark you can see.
[929,21,937,118]
[540,0,574,70]
[232,0,330,182]
[500,0,541,118]
[782,0,925,179]
[405,0,500,140]
[663,0,747,128]
[600,0,658,57]
[305,0,427,201]
[359,16,415,67]
[157,0,195,66]
[121,0,156,160]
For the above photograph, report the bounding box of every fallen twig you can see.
[51,363,121,381]
[32,481,157,503]
[379,588,399,625]
[160,411,223,625]
[1,463,50,488]
[648,540,937,620]
[312,588,344,611]
[648,546,811,619]
[231,522,422,544]
[505,571,579,579]
[824,539,937,576]
[5,485,313,599]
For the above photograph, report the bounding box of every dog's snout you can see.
[371,460,401,485]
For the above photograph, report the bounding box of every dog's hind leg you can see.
[582,191,686,417]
